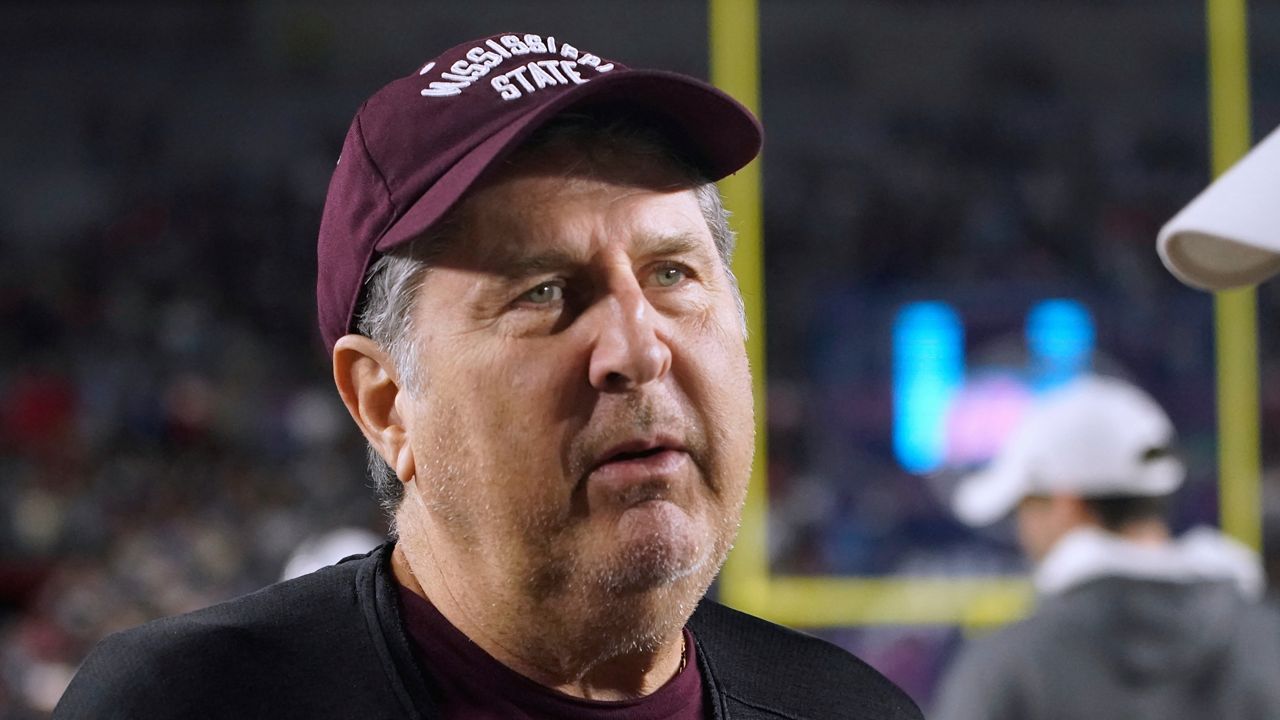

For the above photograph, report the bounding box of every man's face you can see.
[1015,494,1085,564]
[395,146,754,636]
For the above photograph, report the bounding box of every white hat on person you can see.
[952,375,1185,526]
[1158,124,1280,290]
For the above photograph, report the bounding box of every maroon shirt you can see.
[396,584,706,719]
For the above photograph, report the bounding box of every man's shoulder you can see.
[106,547,371,651]
[951,579,1280,673]
[689,600,923,720]
[54,549,394,719]
[941,611,1044,684]
[946,590,1096,675]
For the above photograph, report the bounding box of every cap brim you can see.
[1158,125,1280,290]
[952,464,1027,527]
[375,69,762,253]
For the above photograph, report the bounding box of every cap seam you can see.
[330,112,394,345]
[354,111,402,234]
[338,111,401,343]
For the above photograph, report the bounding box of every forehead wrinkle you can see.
[489,246,586,280]
[492,225,711,281]
[468,205,595,280]
[441,184,579,277]
[451,166,710,279]
[633,230,710,262]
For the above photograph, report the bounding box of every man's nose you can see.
[587,284,672,392]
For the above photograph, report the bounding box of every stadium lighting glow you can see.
[1026,298,1095,392]
[892,299,1095,473]
[893,302,964,473]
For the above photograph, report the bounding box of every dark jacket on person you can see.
[54,543,922,719]
[934,532,1280,720]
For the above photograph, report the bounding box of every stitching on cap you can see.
[354,111,401,229]
[339,110,400,341]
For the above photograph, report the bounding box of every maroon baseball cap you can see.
[316,31,763,354]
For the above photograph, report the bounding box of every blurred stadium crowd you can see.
[0,134,382,714]
[3,2,1280,716]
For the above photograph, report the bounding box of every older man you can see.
[55,33,922,719]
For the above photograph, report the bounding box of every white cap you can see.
[953,375,1185,526]
[1158,124,1280,290]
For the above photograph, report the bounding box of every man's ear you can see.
[333,334,415,482]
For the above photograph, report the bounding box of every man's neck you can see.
[390,543,686,701]
[1114,517,1171,546]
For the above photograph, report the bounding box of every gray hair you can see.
[354,115,745,527]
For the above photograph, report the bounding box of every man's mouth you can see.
[587,437,690,494]
[606,446,667,463]
[593,435,687,469]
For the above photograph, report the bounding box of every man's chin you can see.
[599,547,704,596]
[525,503,730,612]
[528,523,730,660]
[595,528,730,606]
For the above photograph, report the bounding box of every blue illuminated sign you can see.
[892,299,1095,473]
[893,302,964,473]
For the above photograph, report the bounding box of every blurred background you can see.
[2,1,1279,716]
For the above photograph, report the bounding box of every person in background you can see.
[934,374,1280,720]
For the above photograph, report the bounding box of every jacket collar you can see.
[1035,525,1263,599]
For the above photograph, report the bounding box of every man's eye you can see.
[522,282,564,304]
[654,266,686,287]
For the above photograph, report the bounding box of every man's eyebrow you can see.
[487,231,711,280]
[639,231,709,260]
[489,247,582,279]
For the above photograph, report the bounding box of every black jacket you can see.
[55,544,922,719]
